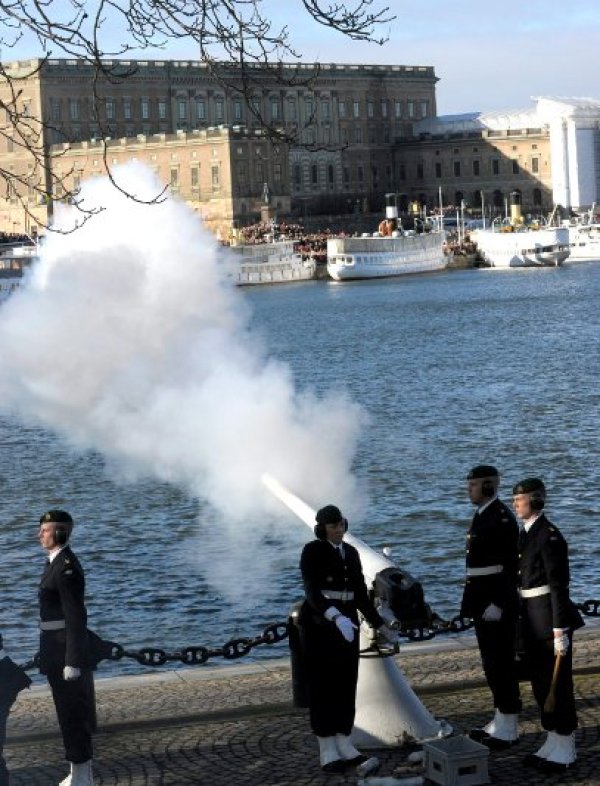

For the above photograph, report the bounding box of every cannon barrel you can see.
[262,473,431,631]
[262,473,392,581]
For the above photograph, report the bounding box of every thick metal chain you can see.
[19,599,598,671]
[101,620,290,667]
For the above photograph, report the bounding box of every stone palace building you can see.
[0,57,599,236]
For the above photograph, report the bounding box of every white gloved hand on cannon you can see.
[482,603,503,622]
[325,607,358,642]
[553,628,570,656]
[334,615,358,642]
[63,665,81,681]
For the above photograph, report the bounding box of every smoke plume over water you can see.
[0,163,365,521]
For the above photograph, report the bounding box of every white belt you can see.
[40,619,66,631]
[519,584,551,599]
[466,565,503,577]
[322,590,355,601]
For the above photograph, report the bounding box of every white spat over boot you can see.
[471,708,518,749]
[317,736,345,772]
[335,734,367,765]
[523,730,558,767]
[542,732,576,770]
[536,731,558,758]
[483,709,519,741]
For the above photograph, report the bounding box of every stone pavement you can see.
[4,625,600,786]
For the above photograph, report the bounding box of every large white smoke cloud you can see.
[0,162,366,520]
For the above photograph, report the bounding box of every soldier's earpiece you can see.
[313,518,348,539]
[53,524,68,546]
[529,491,545,511]
[481,479,495,497]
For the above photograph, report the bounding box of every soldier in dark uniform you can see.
[461,465,521,747]
[299,504,394,772]
[38,510,96,786]
[513,478,584,773]
[0,634,32,786]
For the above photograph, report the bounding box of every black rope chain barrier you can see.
[20,599,599,672]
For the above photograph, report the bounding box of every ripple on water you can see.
[1,264,599,674]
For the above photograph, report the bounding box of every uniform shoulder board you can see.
[63,569,73,576]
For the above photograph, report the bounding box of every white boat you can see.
[227,240,316,285]
[0,241,37,302]
[471,225,570,268]
[563,207,600,261]
[327,231,447,281]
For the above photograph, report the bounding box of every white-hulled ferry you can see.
[471,226,570,268]
[327,231,447,281]
[471,192,570,268]
[326,192,447,281]
[227,240,316,285]
[565,208,600,261]
[0,240,37,303]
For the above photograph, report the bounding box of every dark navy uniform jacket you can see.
[518,514,584,641]
[299,539,383,629]
[461,498,520,619]
[39,547,91,675]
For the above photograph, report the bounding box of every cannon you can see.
[262,473,451,746]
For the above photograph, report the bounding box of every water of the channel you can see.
[1,261,598,677]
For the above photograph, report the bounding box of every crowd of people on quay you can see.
[223,221,344,263]
[443,231,480,259]
[0,469,586,784]
[0,232,33,246]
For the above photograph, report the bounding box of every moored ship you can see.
[326,194,447,281]
[0,239,38,302]
[564,207,600,261]
[471,192,570,268]
[327,232,447,281]
[227,239,316,286]
[471,226,570,268]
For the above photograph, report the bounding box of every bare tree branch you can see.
[0,0,395,230]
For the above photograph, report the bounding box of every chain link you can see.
[94,620,290,669]
[19,599,598,672]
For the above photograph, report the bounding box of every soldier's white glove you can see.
[63,666,81,681]
[377,624,400,646]
[553,629,570,656]
[482,603,502,622]
[334,615,358,643]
